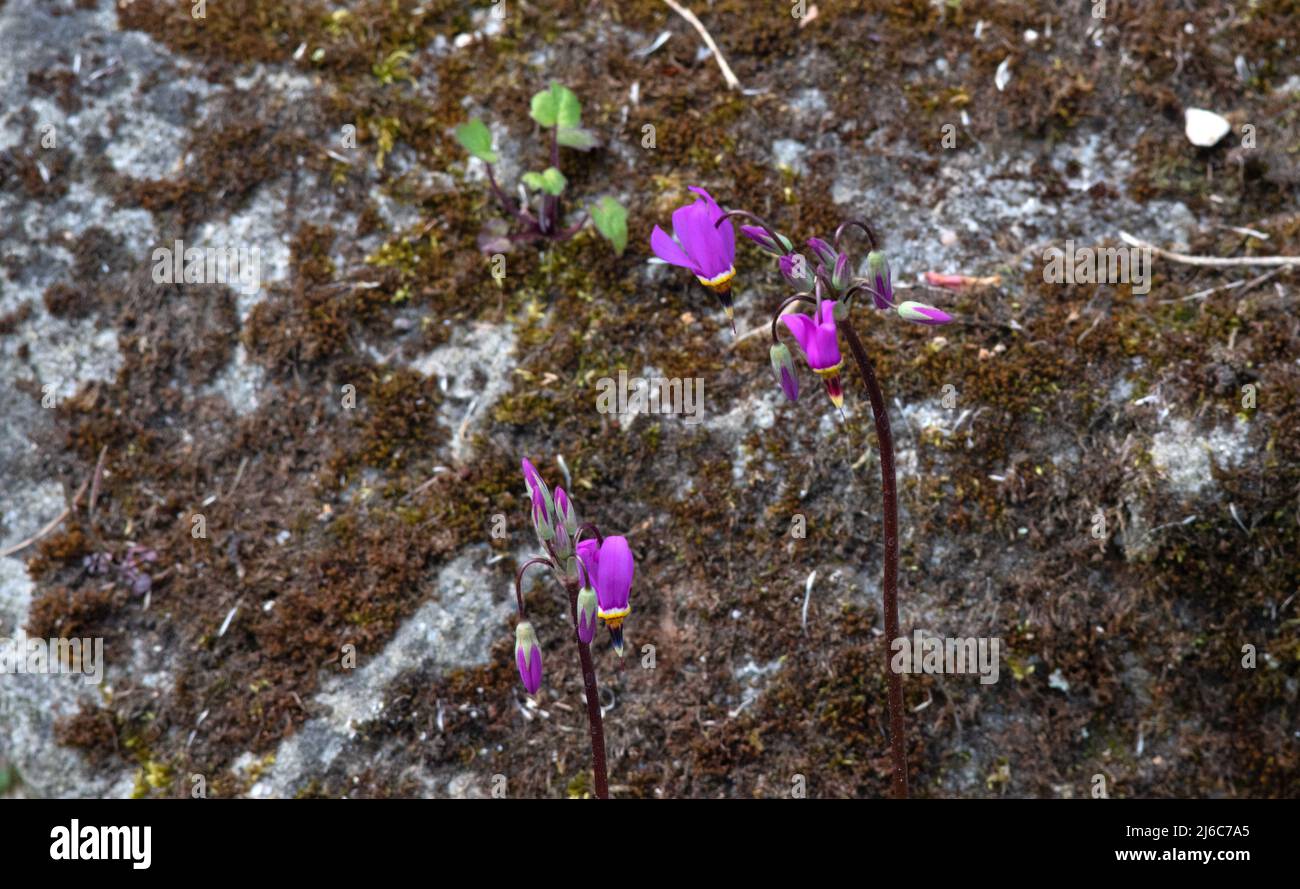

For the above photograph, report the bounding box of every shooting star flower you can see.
[651,186,738,328]
[781,300,845,409]
[576,535,635,657]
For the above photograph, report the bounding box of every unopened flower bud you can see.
[866,251,893,310]
[897,300,953,326]
[806,237,838,269]
[553,519,572,558]
[532,492,555,542]
[741,225,793,256]
[576,586,598,645]
[780,253,814,292]
[515,621,542,695]
[554,487,578,537]
[769,342,799,402]
[831,252,851,291]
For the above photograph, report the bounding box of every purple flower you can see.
[651,187,737,326]
[515,621,543,695]
[780,300,845,409]
[576,535,635,656]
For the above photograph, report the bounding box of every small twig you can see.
[661,0,742,91]
[801,570,817,634]
[1119,231,1300,267]
[224,455,249,501]
[87,446,108,523]
[0,473,92,558]
[1157,267,1286,304]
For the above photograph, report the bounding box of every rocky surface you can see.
[1,0,1297,798]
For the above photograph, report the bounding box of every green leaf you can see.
[522,167,567,196]
[540,167,567,195]
[454,118,497,164]
[530,82,582,129]
[529,89,557,127]
[556,127,598,150]
[553,84,581,128]
[591,196,628,255]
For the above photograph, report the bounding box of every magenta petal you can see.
[688,186,734,265]
[527,646,542,693]
[595,536,634,612]
[517,644,542,695]
[780,366,799,402]
[782,303,841,370]
[576,538,599,587]
[780,312,817,354]
[651,225,693,269]
[675,199,732,279]
[521,457,540,490]
[671,200,712,269]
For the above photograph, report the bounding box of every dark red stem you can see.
[841,317,908,799]
[565,576,609,799]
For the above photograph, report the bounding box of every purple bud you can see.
[831,253,851,291]
[866,251,893,310]
[521,457,553,517]
[780,253,814,292]
[806,237,837,268]
[555,522,573,558]
[770,342,799,402]
[740,225,793,256]
[576,586,598,645]
[521,457,543,493]
[515,621,543,695]
[554,487,578,536]
[896,300,953,326]
[532,491,555,541]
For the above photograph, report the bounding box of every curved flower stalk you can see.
[455,82,628,255]
[656,195,955,799]
[512,457,637,799]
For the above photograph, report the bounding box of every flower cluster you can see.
[651,189,953,410]
[513,458,636,696]
[745,220,952,409]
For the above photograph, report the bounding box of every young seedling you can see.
[652,194,953,798]
[455,83,628,256]
[513,458,636,799]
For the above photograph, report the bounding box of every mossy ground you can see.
[9,0,1298,797]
